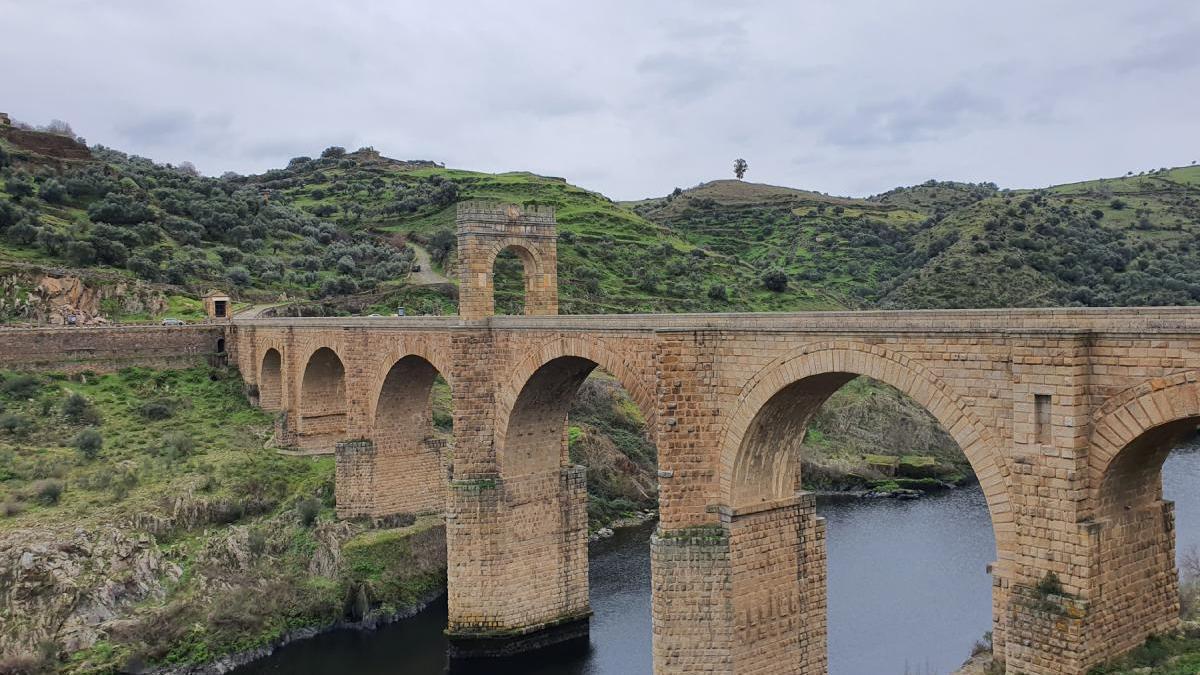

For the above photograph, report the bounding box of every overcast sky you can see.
[2,1,1197,199]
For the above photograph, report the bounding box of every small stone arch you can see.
[487,240,551,317]
[717,342,1011,533]
[259,347,284,411]
[494,337,656,478]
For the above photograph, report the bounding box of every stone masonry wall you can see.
[0,325,224,372]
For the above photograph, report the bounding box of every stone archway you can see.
[455,202,558,319]
[259,348,283,411]
[718,343,1009,520]
[449,338,654,653]
[298,346,348,451]
[1084,373,1200,663]
[367,354,451,516]
[495,336,657,458]
[675,342,1013,675]
[490,243,542,317]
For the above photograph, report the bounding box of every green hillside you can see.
[879,167,1200,308]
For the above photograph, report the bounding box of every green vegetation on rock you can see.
[0,366,445,674]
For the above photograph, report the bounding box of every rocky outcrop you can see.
[0,270,168,324]
[0,525,181,660]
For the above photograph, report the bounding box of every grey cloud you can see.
[1114,30,1200,74]
[821,85,1005,148]
[1,0,1197,199]
[636,53,737,101]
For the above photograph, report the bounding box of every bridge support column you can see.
[334,440,375,518]
[652,493,826,675]
[446,465,590,659]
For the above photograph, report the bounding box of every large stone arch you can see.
[717,342,1012,537]
[698,342,1015,674]
[494,336,657,475]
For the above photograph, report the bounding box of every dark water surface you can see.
[236,446,1200,675]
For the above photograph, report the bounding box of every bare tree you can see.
[733,158,748,180]
[40,119,75,138]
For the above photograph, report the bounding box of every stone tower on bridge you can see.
[456,201,558,320]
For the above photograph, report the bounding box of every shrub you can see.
[0,413,33,437]
[62,392,100,424]
[74,428,103,459]
[1035,571,1063,597]
[1,374,40,399]
[297,497,322,527]
[65,239,97,265]
[247,527,268,556]
[86,193,154,225]
[1,500,27,517]
[762,269,788,292]
[0,201,21,231]
[38,179,66,204]
[29,479,64,505]
[161,432,195,459]
[321,146,347,159]
[227,266,251,286]
[139,398,176,420]
[707,284,728,301]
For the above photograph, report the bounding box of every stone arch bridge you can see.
[225,203,1200,674]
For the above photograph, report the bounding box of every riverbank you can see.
[153,586,447,675]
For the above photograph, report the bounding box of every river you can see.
[235,445,1200,675]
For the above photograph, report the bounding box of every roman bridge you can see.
[224,203,1200,674]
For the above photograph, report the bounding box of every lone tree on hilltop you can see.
[733,158,748,179]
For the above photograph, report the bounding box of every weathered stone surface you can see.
[0,525,182,658]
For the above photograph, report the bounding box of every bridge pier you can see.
[446,466,591,658]
[651,494,826,675]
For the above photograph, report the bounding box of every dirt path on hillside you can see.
[408,244,451,285]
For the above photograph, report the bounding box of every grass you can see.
[0,365,447,674]
[1090,633,1200,674]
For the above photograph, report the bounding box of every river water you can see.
[236,445,1200,675]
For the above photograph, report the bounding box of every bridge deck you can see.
[234,306,1200,334]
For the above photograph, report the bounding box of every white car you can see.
[161,318,185,326]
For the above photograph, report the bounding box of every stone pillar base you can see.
[446,612,591,663]
[335,439,376,519]
[651,493,826,675]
